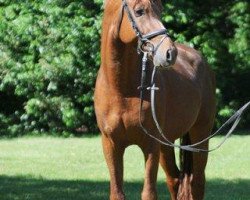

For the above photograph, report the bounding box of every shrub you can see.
[0,0,102,136]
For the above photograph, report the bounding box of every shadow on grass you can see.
[0,175,249,200]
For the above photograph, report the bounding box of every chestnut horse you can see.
[94,0,216,199]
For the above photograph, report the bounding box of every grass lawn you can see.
[0,135,249,200]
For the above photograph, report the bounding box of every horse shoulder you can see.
[94,69,124,137]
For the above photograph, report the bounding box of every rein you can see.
[139,55,250,152]
[121,0,250,152]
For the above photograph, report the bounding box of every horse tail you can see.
[178,133,193,199]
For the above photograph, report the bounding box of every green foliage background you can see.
[0,0,249,136]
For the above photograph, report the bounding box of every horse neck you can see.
[101,3,141,96]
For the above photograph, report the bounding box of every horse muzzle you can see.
[152,38,177,69]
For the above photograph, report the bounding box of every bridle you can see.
[120,0,250,153]
[121,0,169,55]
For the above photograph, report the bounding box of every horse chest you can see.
[97,97,150,138]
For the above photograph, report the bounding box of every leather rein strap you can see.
[139,60,250,152]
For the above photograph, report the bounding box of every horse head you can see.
[119,0,177,68]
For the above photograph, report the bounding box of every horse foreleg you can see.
[160,145,180,200]
[140,142,160,200]
[102,135,125,200]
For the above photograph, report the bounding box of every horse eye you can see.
[134,8,145,17]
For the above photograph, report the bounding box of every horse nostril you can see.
[166,49,172,62]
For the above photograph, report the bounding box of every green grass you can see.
[0,135,249,200]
